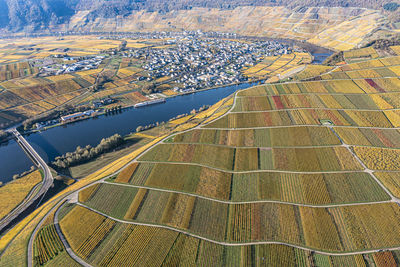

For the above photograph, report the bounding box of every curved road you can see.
[0,129,53,232]
[25,90,400,265]
[53,201,92,267]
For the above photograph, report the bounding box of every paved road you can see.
[0,129,54,232]
[53,202,92,267]
[25,89,400,264]
[329,126,400,203]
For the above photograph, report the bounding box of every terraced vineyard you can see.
[36,49,400,266]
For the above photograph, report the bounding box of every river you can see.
[0,82,257,183]
[0,50,333,184]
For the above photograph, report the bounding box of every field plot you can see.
[59,205,116,261]
[0,170,42,221]
[117,163,389,204]
[354,146,400,170]
[171,127,341,147]
[75,194,400,251]
[237,80,368,96]
[343,47,379,62]
[55,203,400,266]
[138,143,235,171]
[81,183,139,218]
[233,92,400,111]
[0,36,121,65]
[139,143,362,171]
[238,77,400,97]
[33,224,64,266]
[307,10,382,51]
[242,52,312,81]
[0,76,89,108]
[233,172,388,203]
[114,162,139,183]
[0,62,38,81]
[375,172,400,198]
[334,127,400,148]
[205,109,398,128]
[391,46,400,56]
[294,65,333,80]
[127,163,232,200]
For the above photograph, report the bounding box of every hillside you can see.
[0,1,399,51]
[2,45,400,266]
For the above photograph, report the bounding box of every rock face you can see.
[0,0,395,33]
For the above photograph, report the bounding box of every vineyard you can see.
[33,224,64,266]
[242,52,312,81]
[67,200,400,252]
[2,38,400,266]
[54,204,400,266]
[233,92,400,111]
[0,170,42,220]
[138,143,362,171]
[171,127,341,147]
[112,163,388,204]
[204,109,400,128]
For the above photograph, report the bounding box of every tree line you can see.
[51,134,124,169]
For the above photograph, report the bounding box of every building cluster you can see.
[127,34,292,91]
[34,55,105,76]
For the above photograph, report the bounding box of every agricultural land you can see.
[1,41,400,266]
[0,33,311,131]
[1,1,400,266]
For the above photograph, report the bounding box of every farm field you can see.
[233,92,400,111]
[113,163,389,204]
[56,203,400,266]
[4,33,400,266]
[0,36,122,63]
[0,36,150,128]
[74,194,400,251]
[204,109,400,128]
[0,170,42,221]
[54,48,400,264]
[138,143,362,171]
[242,52,312,81]
[238,79,400,96]
[0,62,38,82]
[171,127,341,147]
[33,224,65,266]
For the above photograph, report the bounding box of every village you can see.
[18,32,301,132]
[126,33,295,92]
[32,55,105,76]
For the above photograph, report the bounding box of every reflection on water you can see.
[0,82,256,184]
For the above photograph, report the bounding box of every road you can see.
[53,201,92,267]
[0,129,54,232]
[23,89,400,264]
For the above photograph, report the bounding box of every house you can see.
[61,110,95,123]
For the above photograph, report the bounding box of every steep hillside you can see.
[0,1,398,51]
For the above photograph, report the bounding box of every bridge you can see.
[0,129,54,232]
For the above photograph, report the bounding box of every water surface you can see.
[0,82,256,183]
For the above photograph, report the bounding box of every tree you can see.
[142,83,156,94]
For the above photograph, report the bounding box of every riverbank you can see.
[19,80,259,135]
[0,82,256,184]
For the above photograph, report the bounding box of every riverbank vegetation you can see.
[52,134,124,169]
